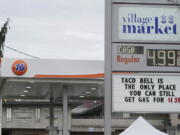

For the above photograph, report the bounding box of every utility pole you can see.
[0,18,10,135]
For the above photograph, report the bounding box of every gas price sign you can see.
[147,49,180,67]
[112,44,180,72]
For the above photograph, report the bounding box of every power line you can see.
[5,45,40,59]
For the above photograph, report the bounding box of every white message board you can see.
[112,4,180,43]
[112,73,180,112]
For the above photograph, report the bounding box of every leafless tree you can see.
[0,18,10,57]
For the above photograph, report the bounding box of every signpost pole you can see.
[104,0,112,135]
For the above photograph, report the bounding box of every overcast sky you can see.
[0,0,104,60]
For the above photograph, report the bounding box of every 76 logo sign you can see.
[12,60,27,75]
[15,64,25,71]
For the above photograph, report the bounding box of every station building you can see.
[0,58,179,135]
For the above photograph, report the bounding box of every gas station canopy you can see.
[0,58,104,102]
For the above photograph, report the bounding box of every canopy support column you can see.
[0,99,2,135]
[63,85,69,135]
[49,94,57,135]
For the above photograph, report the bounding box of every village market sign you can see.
[112,5,180,43]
